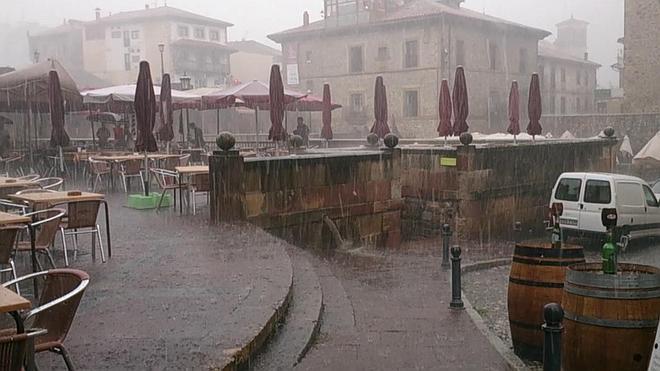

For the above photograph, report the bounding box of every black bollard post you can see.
[450,245,464,309]
[441,224,451,269]
[542,303,564,371]
[513,221,522,243]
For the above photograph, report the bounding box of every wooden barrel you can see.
[562,263,660,371]
[507,241,585,361]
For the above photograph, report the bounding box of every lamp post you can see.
[33,50,40,64]
[180,73,192,144]
[158,43,165,77]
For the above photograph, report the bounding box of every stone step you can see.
[251,247,324,371]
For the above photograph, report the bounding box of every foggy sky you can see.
[0,0,623,87]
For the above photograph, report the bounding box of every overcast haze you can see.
[0,0,623,86]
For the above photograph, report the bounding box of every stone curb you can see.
[459,259,529,371]
[221,258,295,371]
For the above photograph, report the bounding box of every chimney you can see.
[303,11,310,26]
[95,8,101,20]
[584,52,589,61]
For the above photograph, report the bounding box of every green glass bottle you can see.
[602,232,617,275]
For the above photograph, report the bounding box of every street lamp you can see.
[158,43,165,77]
[33,50,40,64]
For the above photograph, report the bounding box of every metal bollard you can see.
[513,221,522,243]
[441,224,451,269]
[450,245,464,309]
[542,303,564,371]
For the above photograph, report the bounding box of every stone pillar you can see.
[210,133,246,223]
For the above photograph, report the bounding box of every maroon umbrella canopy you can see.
[452,67,469,136]
[370,76,390,139]
[437,79,453,137]
[286,94,342,112]
[134,61,158,152]
[527,73,543,137]
[48,70,70,148]
[507,81,521,136]
[202,80,304,110]
[158,74,175,143]
[268,65,286,141]
[321,83,333,140]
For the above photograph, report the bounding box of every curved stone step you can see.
[251,247,324,370]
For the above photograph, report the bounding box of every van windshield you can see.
[555,178,582,202]
[584,180,612,204]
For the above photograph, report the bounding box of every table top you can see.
[94,154,179,162]
[176,166,209,175]
[0,177,39,189]
[0,211,30,226]
[9,191,105,206]
[0,287,31,313]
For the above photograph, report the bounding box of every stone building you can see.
[269,0,550,138]
[29,5,235,88]
[227,40,282,83]
[623,0,660,113]
[537,18,600,116]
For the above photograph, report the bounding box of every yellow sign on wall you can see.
[440,157,457,167]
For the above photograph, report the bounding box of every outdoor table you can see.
[0,286,31,333]
[95,154,180,191]
[175,166,209,214]
[0,178,39,198]
[8,192,113,258]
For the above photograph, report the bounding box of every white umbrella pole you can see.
[255,107,259,151]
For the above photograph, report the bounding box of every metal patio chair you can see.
[87,158,111,192]
[15,209,66,271]
[3,269,90,371]
[0,199,27,215]
[59,200,105,266]
[118,159,145,193]
[0,328,48,371]
[36,177,64,191]
[0,226,23,294]
[187,173,210,215]
[16,174,40,182]
[150,168,185,210]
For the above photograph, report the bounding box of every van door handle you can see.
[579,204,584,210]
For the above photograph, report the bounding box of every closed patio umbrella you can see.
[452,66,469,136]
[158,74,175,152]
[371,76,390,139]
[134,61,158,196]
[321,83,333,142]
[507,80,521,143]
[268,65,286,142]
[48,70,70,173]
[437,79,452,145]
[527,73,543,139]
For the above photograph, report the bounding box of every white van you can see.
[550,172,660,240]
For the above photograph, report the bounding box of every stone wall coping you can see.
[242,149,392,166]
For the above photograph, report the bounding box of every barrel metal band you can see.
[564,310,659,329]
[512,257,581,267]
[514,247,584,259]
[567,269,660,290]
[565,284,660,299]
[509,277,564,288]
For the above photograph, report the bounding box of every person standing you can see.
[293,117,310,147]
[0,121,11,157]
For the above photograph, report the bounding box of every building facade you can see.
[537,18,600,116]
[227,40,282,83]
[29,6,234,88]
[269,0,549,138]
[623,0,660,113]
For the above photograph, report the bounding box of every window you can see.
[550,67,556,89]
[377,46,389,61]
[305,51,312,64]
[456,40,465,66]
[123,31,130,47]
[519,48,528,73]
[549,96,556,114]
[131,30,140,39]
[350,93,364,113]
[124,54,131,71]
[194,27,205,39]
[178,26,189,37]
[584,180,612,204]
[561,68,566,83]
[560,97,566,114]
[210,30,220,41]
[131,55,140,63]
[555,178,582,202]
[349,46,363,73]
[489,41,498,70]
[404,40,419,68]
[585,73,589,87]
[111,31,121,39]
[576,97,581,113]
[403,90,419,117]
[577,71,582,86]
[643,185,659,207]
[617,182,644,206]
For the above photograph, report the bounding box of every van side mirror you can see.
[601,208,618,229]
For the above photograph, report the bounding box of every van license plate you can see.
[559,218,578,226]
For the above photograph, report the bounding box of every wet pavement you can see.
[295,244,509,370]
[30,194,293,370]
